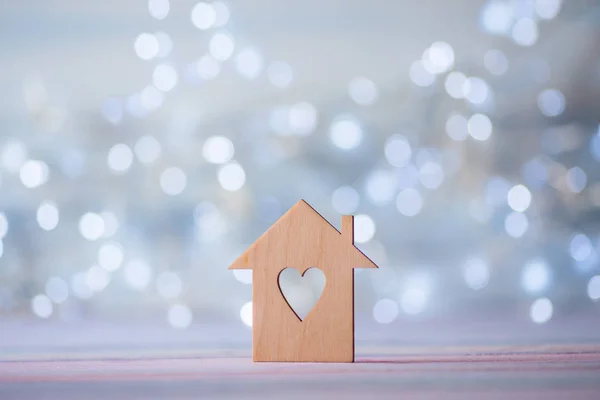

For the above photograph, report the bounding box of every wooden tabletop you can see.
[2,345,599,399]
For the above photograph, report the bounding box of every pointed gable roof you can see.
[228,199,378,270]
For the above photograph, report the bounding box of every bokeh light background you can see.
[1,0,600,354]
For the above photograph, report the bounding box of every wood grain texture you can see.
[228,200,378,363]
[4,348,600,400]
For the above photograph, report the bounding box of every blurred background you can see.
[1,0,600,356]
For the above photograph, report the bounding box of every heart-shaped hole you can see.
[278,267,326,321]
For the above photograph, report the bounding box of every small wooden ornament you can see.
[229,200,378,362]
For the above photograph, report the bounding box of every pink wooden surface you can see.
[2,345,600,399]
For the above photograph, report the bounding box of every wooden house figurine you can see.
[229,200,378,362]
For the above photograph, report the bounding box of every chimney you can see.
[341,215,354,244]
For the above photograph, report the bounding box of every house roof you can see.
[228,199,378,270]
